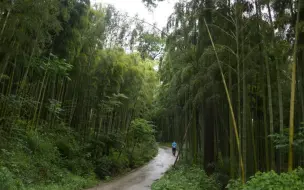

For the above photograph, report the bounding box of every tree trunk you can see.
[32,69,48,128]
[204,19,245,183]
[262,79,270,171]
[241,19,247,178]
[0,8,11,39]
[267,1,285,172]
[256,0,275,170]
[229,62,235,178]
[288,0,301,172]
[36,75,49,127]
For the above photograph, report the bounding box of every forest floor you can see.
[87,148,175,190]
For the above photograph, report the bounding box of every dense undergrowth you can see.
[227,168,304,190]
[0,0,162,188]
[151,165,220,190]
[0,119,157,190]
[152,164,304,190]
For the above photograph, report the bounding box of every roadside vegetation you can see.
[150,0,304,188]
[152,165,220,190]
[0,0,160,189]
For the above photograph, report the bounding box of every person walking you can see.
[172,141,177,156]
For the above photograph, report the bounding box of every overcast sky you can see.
[92,0,176,29]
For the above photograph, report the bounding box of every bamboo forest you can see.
[0,0,304,189]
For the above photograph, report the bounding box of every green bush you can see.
[109,151,130,173]
[227,168,304,190]
[152,165,220,190]
[26,131,52,154]
[0,118,157,189]
[94,156,113,179]
[131,141,158,168]
[94,152,131,179]
[127,118,158,168]
[66,157,95,176]
[0,124,98,189]
[56,139,73,159]
[0,167,24,190]
[25,174,97,190]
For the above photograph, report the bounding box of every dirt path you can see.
[87,147,175,190]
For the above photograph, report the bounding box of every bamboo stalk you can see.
[204,18,245,183]
[288,0,301,172]
[173,113,193,167]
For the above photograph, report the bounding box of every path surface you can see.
[87,148,175,190]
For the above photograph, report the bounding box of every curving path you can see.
[87,148,175,190]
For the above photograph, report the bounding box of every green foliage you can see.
[94,156,113,179]
[25,174,97,190]
[0,124,98,189]
[0,167,24,190]
[209,152,231,189]
[270,123,304,153]
[127,118,158,166]
[151,0,304,185]
[227,168,304,190]
[0,119,157,188]
[129,118,156,144]
[152,165,220,190]
[0,0,160,188]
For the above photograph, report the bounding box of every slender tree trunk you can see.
[277,59,285,171]
[256,0,275,170]
[265,43,275,170]
[69,84,78,127]
[252,121,258,172]
[6,57,16,96]
[263,79,270,171]
[288,0,301,172]
[241,20,247,178]
[192,106,197,164]
[19,40,37,94]
[254,0,269,171]
[32,69,48,128]
[237,32,241,149]
[173,111,194,166]
[227,0,235,177]
[266,1,285,172]
[36,75,49,127]
[197,103,205,166]
[229,59,235,178]
[235,1,243,178]
[0,8,11,39]
[204,19,245,183]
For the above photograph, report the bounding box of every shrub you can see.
[25,174,97,190]
[227,168,304,190]
[56,139,73,159]
[0,119,157,189]
[66,157,95,176]
[0,167,24,190]
[127,118,157,168]
[152,165,220,190]
[0,125,98,188]
[109,151,130,173]
[94,156,113,179]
